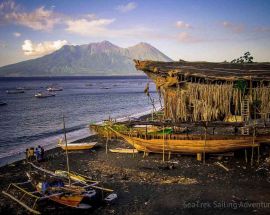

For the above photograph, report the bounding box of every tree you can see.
[231,52,254,63]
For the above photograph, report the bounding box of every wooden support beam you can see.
[197,153,202,161]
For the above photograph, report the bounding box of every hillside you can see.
[0,41,172,76]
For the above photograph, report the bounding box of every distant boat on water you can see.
[6,89,24,94]
[16,87,34,91]
[0,101,7,106]
[35,92,56,98]
[47,86,63,92]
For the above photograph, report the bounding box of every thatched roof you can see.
[134,60,270,81]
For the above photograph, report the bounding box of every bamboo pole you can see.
[251,126,255,167]
[129,130,135,158]
[62,114,71,186]
[203,124,207,164]
[251,98,256,166]
[257,146,260,164]
[105,129,108,155]
[162,126,165,162]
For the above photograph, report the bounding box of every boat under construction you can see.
[91,60,270,161]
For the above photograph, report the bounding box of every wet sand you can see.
[1,133,270,215]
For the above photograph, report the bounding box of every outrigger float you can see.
[91,60,270,162]
[2,163,117,214]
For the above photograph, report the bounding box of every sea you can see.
[0,76,159,166]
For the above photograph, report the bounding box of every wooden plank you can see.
[215,162,229,172]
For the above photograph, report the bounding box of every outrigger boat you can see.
[2,163,117,214]
[2,115,117,214]
[58,142,97,150]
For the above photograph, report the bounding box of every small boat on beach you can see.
[6,89,24,94]
[35,92,56,98]
[47,87,63,92]
[109,148,138,154]
[58,141,97,150]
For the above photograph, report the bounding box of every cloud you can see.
[0,1,60,31]
[66,17,115,36]
[22,39,67,56]
[0,41,7,48]
[13,32,21,37]
[66,16,156,40]
[116,2,137,13]
[254,26,270,33]
[177,32,201,43]
[222,21,244,33]
[176,21,191,29]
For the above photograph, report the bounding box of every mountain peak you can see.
[0,40,172,77]
[87,40,120,53]
[130,42,153,49]
[137,42,152,46]
[100,40,113,45]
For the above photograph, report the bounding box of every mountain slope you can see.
[0,41,172,76]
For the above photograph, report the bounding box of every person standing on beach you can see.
[37,145,44,161]
[25,148,29,162]
[29,147,35,161]
[40,146,44,160]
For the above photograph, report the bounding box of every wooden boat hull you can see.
[50,195,84,208]
[35,182,86,208]
[58,142,97,150]
[108,127,263,154]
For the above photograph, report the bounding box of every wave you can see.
[0,104,160,167]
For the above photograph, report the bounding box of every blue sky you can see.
[0,0,269,66]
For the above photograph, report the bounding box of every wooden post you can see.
[105,128,108,155]
[130,131,135,158]
[257,146,260,164]
[203,124,207,164]
[62,114,71,186]
[162,126,165,162]
[245,149,248,163]
[251,127,255,166]
[251,102,256,166]
[197,153,202,161]
[168,151,171,160]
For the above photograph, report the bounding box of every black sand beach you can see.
[1,131,270,215]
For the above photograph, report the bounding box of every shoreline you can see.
[0,107,156,167]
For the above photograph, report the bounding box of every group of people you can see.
[25,145,44,162]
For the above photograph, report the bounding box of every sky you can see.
[0,0,270,67]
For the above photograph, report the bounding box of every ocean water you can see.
[0,76,159,166]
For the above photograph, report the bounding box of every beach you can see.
[1,125,270,215]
